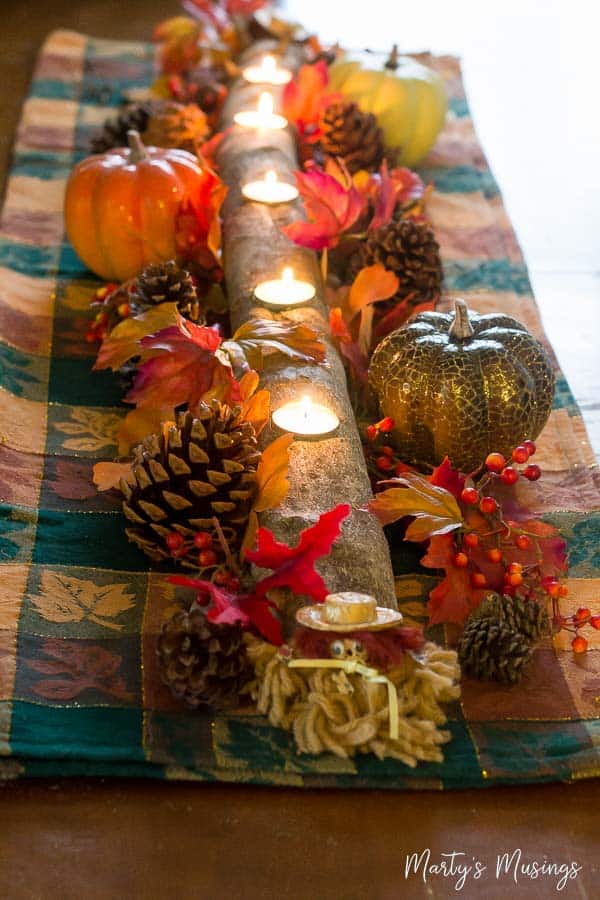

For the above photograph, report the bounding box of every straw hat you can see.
[296,591,403,633]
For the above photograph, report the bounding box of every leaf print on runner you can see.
[0,343,40,396]
[27,640,133,702]
[53,407,122,452]
[28,571,136,631]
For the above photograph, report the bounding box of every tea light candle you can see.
[233,92,287,130]
[272,396,340,438]
[242,54,292,86]
[254,267,315,307]
[242,170,299,205]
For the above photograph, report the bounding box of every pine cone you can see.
[130,260,204,324]
[141,102,210,155]
[157,607,252,708]
[474,593,549,642]
[320,101,385,174]
[355,219,443,301]
[90,103,154,153]
[119,402,260,572]
[459,616,532,684]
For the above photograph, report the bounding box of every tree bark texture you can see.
[217,42,397,617]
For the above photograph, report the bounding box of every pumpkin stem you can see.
[127,130,147,163]
[385,45,400,71]
[448,299,475,340]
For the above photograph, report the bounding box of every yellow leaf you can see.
[369,472,463,538]
[29,572,135,630]
[94,303,179,372]
[239,387,270,437]
[253,433,294,513]
[117,406,175,456]
[93,461,134,492]
[241,510,259,557]
[239,370,259,402]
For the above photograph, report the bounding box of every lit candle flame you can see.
[282,266,293,283]
[301,396,311,422]
[265,170,277,184]
[258,92,274,117]
[262,55,276,75]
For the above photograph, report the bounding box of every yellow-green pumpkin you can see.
[328,46,447,167]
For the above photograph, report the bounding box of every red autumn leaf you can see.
[422,534,487,625]
[246,503,351,602]
[390,167,426,206]
[169,575,283,645]
[174,166,227,265]
[282,60,332,129]
[282,163,362,250]
[329,307,369,383]
[429,456,466,500]
[373,296,437,341]
[368,162,397,231]
[125,316,240,411]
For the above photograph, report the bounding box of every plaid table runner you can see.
[0,30,598,788]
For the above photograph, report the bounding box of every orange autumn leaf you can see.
[94,303,179,372]
[368,472,463,540]
[282,60,331,127]
[347,264,399,320]
[253,432,294,513]
[237,371,270,437]
[92,461,134,492]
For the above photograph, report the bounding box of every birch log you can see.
[217,42,397,619]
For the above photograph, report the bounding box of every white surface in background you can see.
[283,0,600,454]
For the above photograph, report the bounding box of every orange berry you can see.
[522,440,536,456]
[575,607,591,622]
[558,585,569,598]
[199,549,218,567]
[572,635,588,653]
[485,452,506,473]
[515,534,531,550]
[193,531,213,549]
[471,572,487,588]
[166,531,184,552]
[505,572,523,587]
[500,466,519,485]
[454,552,469,568]
[376,455,393,472]
[507,562,523,574]
[523,464,541,481]
[461,487,479,505]
[486,548,502,563]
[512,445,529,464]
[464,532,479,548]
[590,615,600,630]
[479,496,498,515]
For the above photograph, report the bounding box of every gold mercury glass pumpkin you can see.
[368,299,555,472]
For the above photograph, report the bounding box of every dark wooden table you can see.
[1,2,598,898]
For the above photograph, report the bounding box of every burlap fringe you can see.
[245,637,460,765]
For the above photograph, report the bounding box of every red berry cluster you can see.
[453,441,555,592]
[552,601,600,653]
[164,529,240,590]
[364,417,410,483]
[85,283,131,343]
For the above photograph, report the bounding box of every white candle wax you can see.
[242,54,292,86]
[233,92,287,130]
[242,170,299,205]
[272,396,340,438]
[254,267,316,307]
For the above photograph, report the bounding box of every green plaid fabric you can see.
[0,31,598,788]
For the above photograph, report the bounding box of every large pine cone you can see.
[459,615,533,684]
[355,219,443,301]
[90,103,154,153]
[129,260,204,324]
[157,607,252,708]
[141,102,210,155]
[320,101,385,174]
[120,403,260,572]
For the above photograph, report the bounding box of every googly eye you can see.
[330,640,345,658]
[352,641,364,656]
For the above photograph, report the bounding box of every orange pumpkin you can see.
[64,131,213,281]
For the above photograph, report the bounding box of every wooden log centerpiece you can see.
[216,42,397,618]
